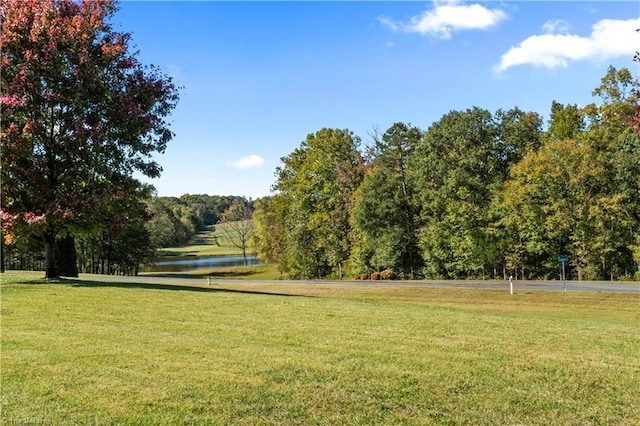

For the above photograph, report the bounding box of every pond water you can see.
[142,255,261,273]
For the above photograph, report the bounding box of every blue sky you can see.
[114,1,640,200]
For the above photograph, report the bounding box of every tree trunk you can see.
[55,234,79,277]
[43,231,59,279]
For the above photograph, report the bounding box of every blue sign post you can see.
[558,257,568,292]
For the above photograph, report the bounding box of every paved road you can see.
[75,274,640,294]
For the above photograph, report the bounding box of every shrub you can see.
[380,269,396,280]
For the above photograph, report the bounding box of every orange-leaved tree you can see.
[0,0,179,278]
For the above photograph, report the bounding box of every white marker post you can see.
[509,275,513,295]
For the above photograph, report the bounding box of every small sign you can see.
[558,257,568,263]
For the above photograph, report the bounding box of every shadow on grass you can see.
[2,276,70,286]
[70,279,307,298]
[141,270,262,280]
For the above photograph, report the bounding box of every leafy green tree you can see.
[251,196,288,270]
[583,66,639,151]
[411,107,543,278]
[143,195,251,252]
[350,123,423,278]
[272,128,364,278]
[500,139,628,280]
[145,197,184,248]
[75,182,155,275]
[0,227,46,271]
[494,67,639,280]
[582,67,640,278]
[178,194,242,227]
[0,0,179,278]
[412,108,500,278]
[631,49,640,276]
[487,108,544,278]
[495,107,543,168]
[606,136,640,280]
[542,101,585,143]
[110,221,154,275]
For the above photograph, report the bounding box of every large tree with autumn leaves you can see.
[0,0,179,278]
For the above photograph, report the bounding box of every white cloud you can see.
[228,154,264,170]
[495,17,640,73]
[542,19,571,34]
[379,0,507,39]
[379,16,400,33]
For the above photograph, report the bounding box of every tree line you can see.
[1,193,251,275]
[252,66,640,281]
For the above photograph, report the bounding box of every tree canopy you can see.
[253,66,640,281]
[268,128,365,279]
[350,123,423,278]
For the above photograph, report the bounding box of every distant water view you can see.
[143,255,262,273]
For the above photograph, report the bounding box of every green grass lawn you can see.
[2,271,639,425]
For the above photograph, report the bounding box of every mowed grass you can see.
[1,272,639,425]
